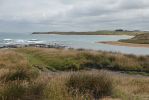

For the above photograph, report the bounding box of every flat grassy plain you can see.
[0,48,149,100]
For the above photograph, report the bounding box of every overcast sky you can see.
[0,0,149,32]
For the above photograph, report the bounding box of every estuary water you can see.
[0,32,149,55]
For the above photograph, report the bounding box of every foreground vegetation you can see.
[0,48,149,100]
[32,31,147,35]
[15,48,149,73]
[120,33,149,44]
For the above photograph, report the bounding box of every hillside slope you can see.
[120,33,149,44]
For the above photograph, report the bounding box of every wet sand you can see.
[99,41,149,48]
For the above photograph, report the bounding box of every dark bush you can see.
[1,82,26,100]
[1,67,39,82]
[66,72,113,99]
[6,69,29,81]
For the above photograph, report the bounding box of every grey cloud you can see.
[0,0,149,32]
[118,0,149,10]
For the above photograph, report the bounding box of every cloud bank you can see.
[0,0,149,32]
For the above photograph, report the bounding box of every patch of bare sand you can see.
[99,41,149,48]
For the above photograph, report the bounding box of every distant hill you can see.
[32,31,146,35]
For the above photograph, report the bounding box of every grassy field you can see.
[32,31,147,35]
[14,48,149,73]
[120,33,149,44]
[0,48,149,100]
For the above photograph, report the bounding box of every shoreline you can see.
[99,41,149,48]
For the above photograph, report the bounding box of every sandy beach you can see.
[99,41,149,48]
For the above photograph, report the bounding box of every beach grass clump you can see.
[109,54,142,71]
[79,53,134,70]
[0,72,47,100]
[44,71,114,100]
[0,64,47,100]
[79,52,149,72]
[0,79,47,100]
[44,75,72,100]
[0,65,39,82]
[1,81,27,100]
[25,77,48,100]
[112,74,149,100]
[0,69,30,82]
[66,72,113,99]
[0,50,28,68]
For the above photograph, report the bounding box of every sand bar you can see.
[99,41,149,48]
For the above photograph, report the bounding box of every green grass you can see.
[15,48,83,71]
[15,48,149,73]
[121,71,149,76]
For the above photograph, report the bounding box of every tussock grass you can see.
[44,74,71,100]
[0,67,45,100]
[112,73,149,100]
[0,50,28,68]
[0,50,42,100]
[43,71,114,100]
[0,67,38,83]
[42,70,149,100]
[66,71,113,99]
[0,68,148,100]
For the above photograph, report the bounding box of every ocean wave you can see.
[2,39,44,44]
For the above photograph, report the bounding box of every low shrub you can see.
[1,81,27,100]
[66,72,113,99]
[4,69,30,82]
[0,67,38,82]
[25,81,47,100]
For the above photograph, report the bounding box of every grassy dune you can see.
[120,33,149,44]
[0,48,149,100]
[99,33,149,48]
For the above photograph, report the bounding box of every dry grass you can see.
[0,67,149,100]
[66,71,113,99]
[36,71,149,100]
[111,73,149,100]
[0,48,148,100]
[44,74,71,100]
[0,49,28,68]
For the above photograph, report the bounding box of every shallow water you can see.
[0,32,149,55]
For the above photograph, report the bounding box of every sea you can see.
[0,32,149,55]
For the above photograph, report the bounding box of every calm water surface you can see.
[0,32,149,55]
